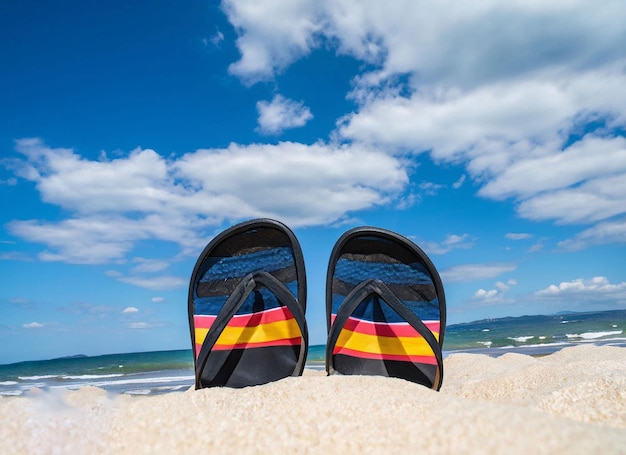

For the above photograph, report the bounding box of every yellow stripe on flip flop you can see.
[335,326,439,358]
[195,317,301,350]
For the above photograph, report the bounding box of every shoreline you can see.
[2,339,626,397]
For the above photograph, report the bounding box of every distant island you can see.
[53,354,88,360]
[448,308,624,328]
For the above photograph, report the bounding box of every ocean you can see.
[1,309,624,397]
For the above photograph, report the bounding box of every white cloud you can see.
[151,297,165,303]
[441,263,517,283]
[420,234,473,255]
[127,322,150,329]
[224,0,324,83]
[8,139,408,264]
[131,258,170,274]
[6,0,626,276]
[175,141,407,226]
[225,0,626,89]
[473,279,517,304]
[418,181,443,196]
[505,233,532,240]
[256,95,313,134]
[122,307,139,314]
[480,136,626,201]
[224,0,626,243]
[536,276,626,303]
[558,218,626,250]
[116,275,187,291]
[485,135,626,224]
[8,217,139,264]
[474,288,498,299]
[452,174,466,189]
[23,322,44,329]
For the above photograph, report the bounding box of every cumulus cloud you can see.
[474,279,517,301]
[536,276,626,300]
[558,218,626,250]
[5,0,626,277]
[256,95,313,134]
[224,0,626,242]
[122,307,139,314]
[474,289,498,299]
[7,138,407,264]
[224,0,324,83]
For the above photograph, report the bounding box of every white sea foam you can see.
[123,385,188,395]
[521,341,571,349]
[61,374,124,380]
[477,341,492,347]
[124,389,152,395]
[49,374,194,390]
[18,375,58,381]
[0,381,18,386]
[507,336,535,343]
[0,390,22,396]
[481,329,490,332]
[154,385,189,392]
[566,330,623,340]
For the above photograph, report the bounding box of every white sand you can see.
[1,345,625,454]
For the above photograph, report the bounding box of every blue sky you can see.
[1,0,625,364]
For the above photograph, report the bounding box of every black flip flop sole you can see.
[189,219,308,388]
[326,227,445,390]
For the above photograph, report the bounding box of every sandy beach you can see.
[1,344,625,454]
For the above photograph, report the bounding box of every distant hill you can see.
[53,354,88,360]
[448,308,625,329]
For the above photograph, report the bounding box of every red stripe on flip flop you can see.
[194,306,295,330]
[331,314,440,337]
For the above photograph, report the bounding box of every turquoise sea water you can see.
[444,308,626,354]
[1,309,624,396]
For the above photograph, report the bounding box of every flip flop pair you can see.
[189,219,445,390]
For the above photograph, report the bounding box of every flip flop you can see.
[325,227,446,390]
[188,219,308,388]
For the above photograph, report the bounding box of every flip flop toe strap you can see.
[327,278,443,389]
[195,270,308,388]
